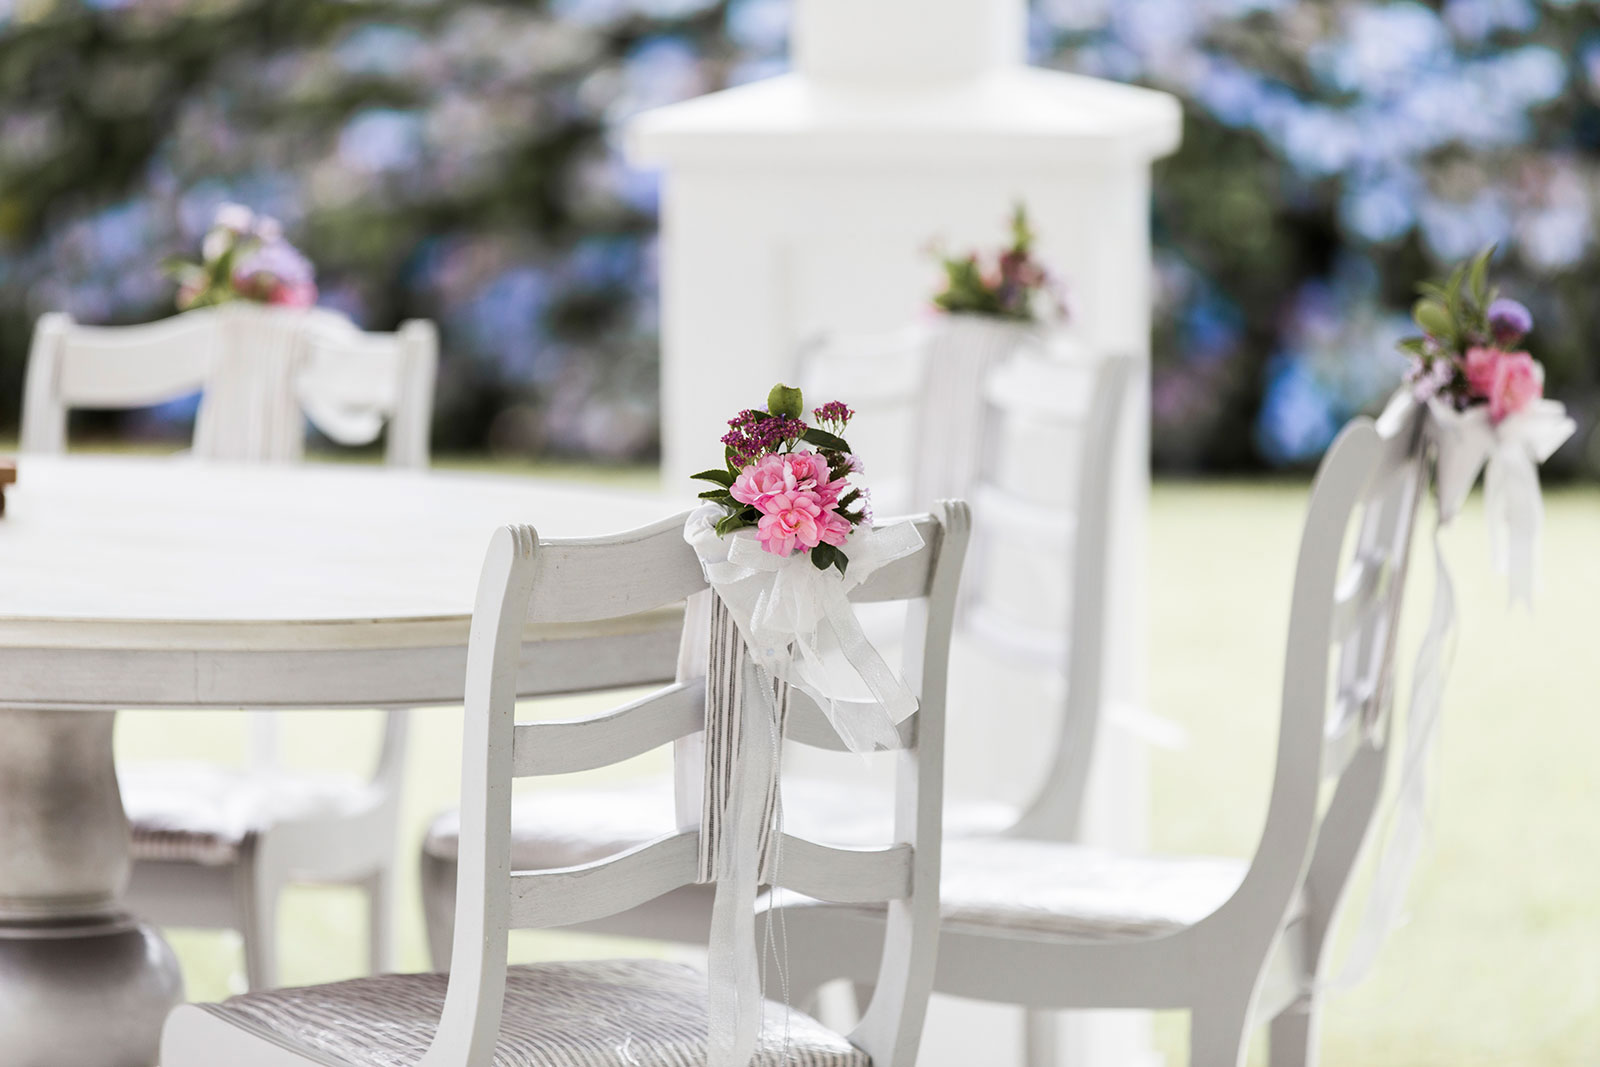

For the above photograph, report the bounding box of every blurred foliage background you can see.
[1,0,1598,471]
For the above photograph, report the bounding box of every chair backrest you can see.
[18,306,436,468]
[428,504,970,1067]
[799,324,1137,839]
[1209,415,1426,945]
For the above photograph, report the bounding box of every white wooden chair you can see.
[19,305,436,467]
[162,502,970,1067]
[769,415,1428,1067]
[18,303,438,989]
[418,332,1137,973]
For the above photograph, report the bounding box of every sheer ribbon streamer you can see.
[1337,392,1573,986]
[682,505,924,1067]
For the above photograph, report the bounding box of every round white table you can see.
[0,455,684,1067]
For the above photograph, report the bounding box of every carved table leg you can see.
[0,709,183,1067]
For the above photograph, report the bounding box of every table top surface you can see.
[0,454,681,646]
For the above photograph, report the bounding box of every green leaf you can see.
[698,489,735,503]
[1412,298,1455,340]
[767,384,804,419]
[1415,281,1453,303]
[691,468,735,487]
[1396,336,1429,356]
[810,544,835,571]
[832,550,849,576]
[1468,245,1495,309]
[801,427,851,452]
[715,512,753,537]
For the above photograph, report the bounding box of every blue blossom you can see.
[725,0,790,53]
[1256,356,1339,465]
[338,109,425,173]
[335,24,425,79]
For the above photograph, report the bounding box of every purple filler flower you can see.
[1488,298,1533,344]
[813,400,854,429]
[721,410,807,468]
[1406,356,1454,403]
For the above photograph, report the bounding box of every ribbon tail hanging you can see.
[1335,518,1456,988]
[703,605,786,1067]
[1484,445,1543,607]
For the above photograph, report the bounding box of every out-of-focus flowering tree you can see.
[1038,0,1599,472]
[0,0,1596,471]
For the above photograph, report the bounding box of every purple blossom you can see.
[1487,297,1532,343]
[720,410,806,467]
[812,400,854,429]
[1405,355,1455,403]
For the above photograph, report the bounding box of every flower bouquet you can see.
[691,384,869,576]
[1384,246,1575,603]
[916,204,1073,505]
[167,203,318,312]
[931,203,1066,323]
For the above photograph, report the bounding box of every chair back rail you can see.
[1201,417,1425,954]
[425,503,968,1067]
[19,306,436,469]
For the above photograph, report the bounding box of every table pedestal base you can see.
[0,917,182,1067]
[0,709,184,1067]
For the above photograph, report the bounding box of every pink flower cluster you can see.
[1463,345,1543,423]
[730,450,854,557]
[174,203,318,311]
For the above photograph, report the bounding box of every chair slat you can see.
[508,832,700,929]
[769,836,914,903]
[527,515,706,624]
[1321,681,1372,780]
[1331,552,1388,643]
[58,316,215,408]
[785,690,916,751]
[512,680,705,777]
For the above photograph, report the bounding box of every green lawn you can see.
[111,474,1600,1065]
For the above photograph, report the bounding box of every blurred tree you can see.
[1,0,1597,472]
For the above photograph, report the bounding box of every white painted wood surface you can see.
[0,455,678,646]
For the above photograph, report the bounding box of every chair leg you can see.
[363,869,395,975]
[1024,1009,1059,1067]
[1266,1000,1319,1067]
[1188,999,1252,1067]
[420,853,455,971]
[236,865,279,992]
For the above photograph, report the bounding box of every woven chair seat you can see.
[202,958,869,1067]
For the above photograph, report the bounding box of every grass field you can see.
[109,468,1600,1065]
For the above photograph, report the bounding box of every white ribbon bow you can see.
[683,505,924,1067]
[1339,389,1573,986]
[685,505,924,752]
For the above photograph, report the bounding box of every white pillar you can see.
[631,6,1179,1064]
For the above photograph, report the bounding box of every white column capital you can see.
[793,0,1026,86]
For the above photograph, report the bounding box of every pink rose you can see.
[755,489,825,556]
[731,453,790,508]
[783,450,825,492]
[1488,352,1543,423]
[1463,346,1502,399]
[267,280,318,308]
[817,509,852,548]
